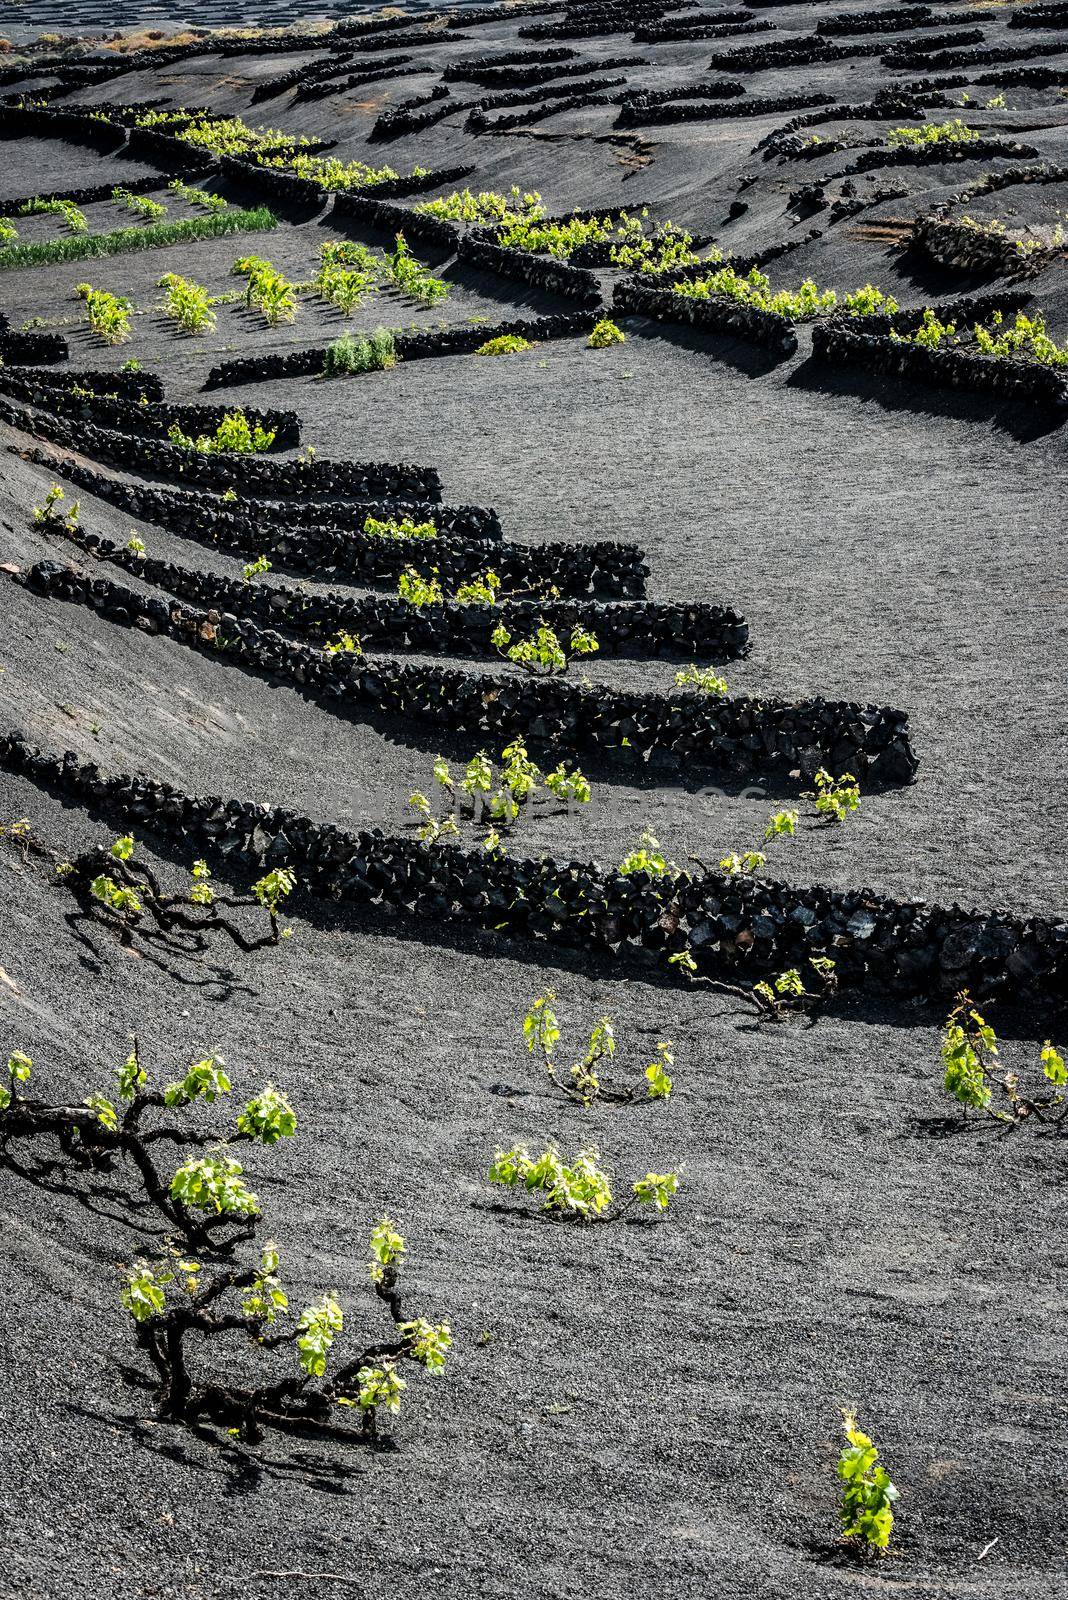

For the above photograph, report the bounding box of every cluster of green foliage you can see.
[488,1143,679,1221]
[148,109,315,161]
[674,264,837,321]
[491,621,598,675]
[231,254,298,325]
[75,282,133,345]
[675,663,728,695]
[270,153,412,192]
[0,1039,448,1443]
[752,957,837,1018]
[158,271,216,335]
[17,195,87,233]
[476,334,534,356]
[317,256,377,315]
[523,990,674,1106]
[838,1412,899,1557]
[890,308,957,349]
[32,482,80,532]
[887,118,980,149]
[0,207,277,273]
[842,284,899,317]
[410,739,590,845]
[587,318,625,348]
[322,326,397,377]
[168,410,276,455]
[974,310,1068,369]
[941,992,1066,1126]
[0,217,17,245]
[386,234,448,304]
[242,554,272,581]
[806,769,861,824]
[364,513,436,542]
[112,185,167,222]
[618,827,677,879]
[498,206,704,275]
[167,178,229,212]
[415,186,544,226]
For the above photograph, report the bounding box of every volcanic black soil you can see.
[0,4,1065,1599]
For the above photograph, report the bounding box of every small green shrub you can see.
[363,513,436,541]
[587,318,625,348]
[488,1143,680,1222]
[837,1411,899,1557]
[18,195,87,233]
[397,566,443,608]
[674,263,837,320]
[0,217,17,245]
[321,327,397,376]
[806,769,860,824]
[76,282,133,345]
[475,334,534,356]
[168,178,228,212]
[415,186,544,226]
[412,738,590,843]
[232,256,297,325]
[112,186,167,222]
[168,410,275,455]
[842,284,899,317]
[491,621,597,674]
[888,118,979,149]
[385,233,448,305]
[158,271,216,335]
[974,310,1068,368]
[618,828,677,879]
[523,989,674,1106]
[675,663,727,695]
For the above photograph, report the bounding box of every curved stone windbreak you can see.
[1008,1,1068,25]
[15,366,165,402]
[0,171,202,212]
[453,53,645,86]
[59,529,750,662]
[17,562,916,786]
[811,323,1068,411]
[0,400,439,501]
[841,137,1040,176]
[909,216,1053,279]
[330,189,462,247]
[5,733,1059,1004]
[636,17,768,43]
[203,311,600,389]
[443,47,579,79]
[469,90,617,131]
[456,236,604,307]
[0,370,300,449]
[707,37,878,71]
[617,90,833,128]
[0,332,68,365]
[29,455,649,599]
[887,38,1068,71]
[881,26,987,65]
[614,278,799,356]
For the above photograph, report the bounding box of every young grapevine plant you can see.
[837,1410,899,1558]
[523,990,674,1107]
[941,992,1066,1129]
[57,830,296,950]
[409,739,590,846]
[488,1142,680,1223]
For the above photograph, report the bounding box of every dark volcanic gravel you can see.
[0,5,1065,1598]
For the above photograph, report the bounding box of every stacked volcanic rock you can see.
[4,733,1063,1003]
[18,563,916,785]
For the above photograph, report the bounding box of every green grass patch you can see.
[0,206,277,272]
